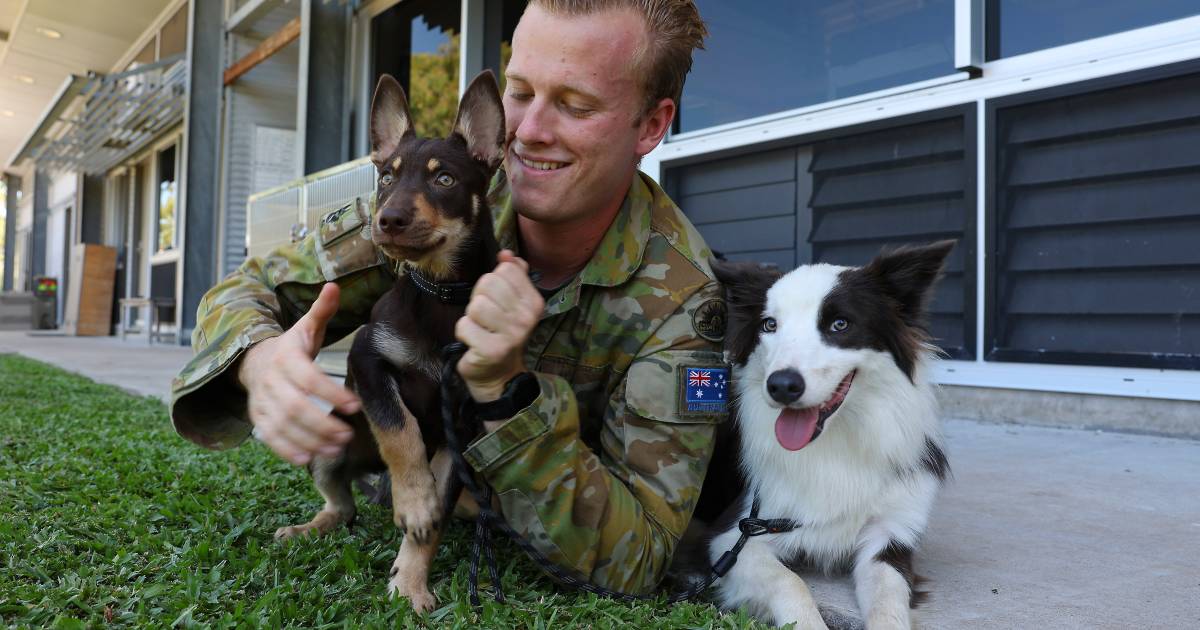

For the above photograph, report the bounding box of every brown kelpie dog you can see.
[273,71,506,612]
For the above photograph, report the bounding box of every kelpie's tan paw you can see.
[392,482,441,544]
[274,509,351,541]
[388,566,437,613]
[274,524,317,541]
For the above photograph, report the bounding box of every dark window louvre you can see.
[989,69,1200,369]
[809,116,974,359]
[666,110,975,360]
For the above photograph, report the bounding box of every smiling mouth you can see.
[515,153,570,172]
[774,371,855,451]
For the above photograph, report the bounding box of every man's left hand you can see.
[455,250,545,405]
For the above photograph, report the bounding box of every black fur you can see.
[874,541,929,608]
[822,240,955,381]
[710,260,781,366]
[920,436,950,481]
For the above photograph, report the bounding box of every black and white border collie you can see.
[701,241,956,629]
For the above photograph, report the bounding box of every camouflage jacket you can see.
[170,171,728,593]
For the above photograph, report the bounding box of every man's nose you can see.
[513,98,555,146]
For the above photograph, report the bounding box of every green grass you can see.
[0,354,762,629]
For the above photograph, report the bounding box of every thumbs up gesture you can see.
[237,282,361,465]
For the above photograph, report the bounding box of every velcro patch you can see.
[679,366,729,415]
[319,199,367,247]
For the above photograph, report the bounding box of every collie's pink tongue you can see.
[775,407,819,451]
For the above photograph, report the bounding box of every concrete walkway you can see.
[2,330,1198,628]
[0,330,191,400]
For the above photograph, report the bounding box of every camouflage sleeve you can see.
[462,281,727,593]
[169,199,393,450]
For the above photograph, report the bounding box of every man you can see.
[171,0,725,594]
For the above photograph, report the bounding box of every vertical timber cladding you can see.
[989,66,1200,370]
[668,109,975,359]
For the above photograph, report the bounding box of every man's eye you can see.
[507,91,532,101]
[435,172,455,187]
[379,173,393,187]
[830,318,850,333]
[761,317,777,333]
[563,102,592,116]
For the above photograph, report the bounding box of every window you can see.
[159,5,189,59]
[988,0,1200,60]
[988,69,1200,369]
[667,110,976,358]
[372,0,461,138]
[679,0,955,133]
[156,145,177,254]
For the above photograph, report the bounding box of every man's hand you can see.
[456,250,545,404]
[238,282,361,465]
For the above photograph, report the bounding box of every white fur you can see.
[371,325,442,381]
[710,263,945,629]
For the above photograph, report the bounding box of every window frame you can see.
[149,135,182,265]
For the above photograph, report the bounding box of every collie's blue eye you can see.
[379,173,393,187]
[761,317,777,333]
[435,172,456,187]
[830,319,850,332]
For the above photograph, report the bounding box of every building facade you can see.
[2,0,1198,430]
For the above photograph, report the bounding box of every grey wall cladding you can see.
[989,67,1200,369]
[668,110,975,359]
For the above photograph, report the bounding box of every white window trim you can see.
[649,15,1200,167]
[641,15,1200,402]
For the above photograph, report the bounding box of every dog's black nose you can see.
[377,208,411,234]
[767,369,805,404]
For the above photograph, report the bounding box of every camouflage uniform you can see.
[170,171,728,593]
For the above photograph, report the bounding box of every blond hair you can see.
[530,0,708,117]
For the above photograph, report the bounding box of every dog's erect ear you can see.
[452,70,506,171]
[370,74,414,164]
[712,258,782,364]
[864,239,956,325]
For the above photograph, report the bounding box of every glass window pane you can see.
[680,0,955,133]
[156,146,176,254]
[372,0,461,138]
[991,0,1200,59]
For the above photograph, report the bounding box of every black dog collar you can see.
[406,264,474,304]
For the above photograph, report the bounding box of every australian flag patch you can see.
[681,366,730,415]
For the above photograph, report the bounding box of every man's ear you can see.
[370,74,414,164]
[864,239,957,326]
[635,97,676,157]
[452,70,506,171]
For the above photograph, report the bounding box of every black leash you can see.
[438,342,800,608]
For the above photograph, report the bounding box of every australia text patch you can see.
[679,366,729,415]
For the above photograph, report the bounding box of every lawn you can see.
[0,354,761,628]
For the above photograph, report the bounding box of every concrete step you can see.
[0,292,35,307]
[0,293,34,330]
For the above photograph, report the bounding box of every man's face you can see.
[503,5,660,227]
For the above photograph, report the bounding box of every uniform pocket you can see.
[625,349,730,424]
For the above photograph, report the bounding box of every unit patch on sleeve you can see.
[680,366,729,415]
[692,298,727,343]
